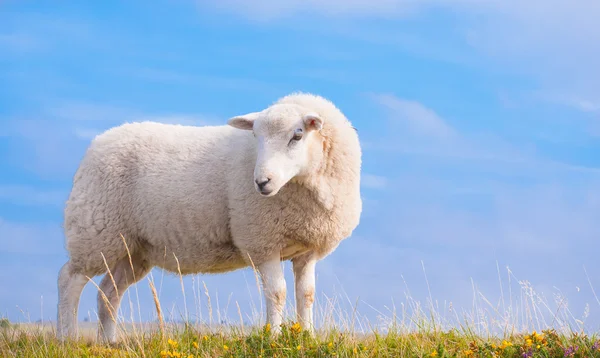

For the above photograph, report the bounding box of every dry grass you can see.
[2,244,600,357]
[3,317,600,357]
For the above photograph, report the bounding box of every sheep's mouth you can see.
[255,181,276,196]
[256,185,278,196]
[259,188,274,196]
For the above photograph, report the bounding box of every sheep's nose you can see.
[255,178,271,190]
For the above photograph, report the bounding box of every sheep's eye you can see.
[291,128,303,142]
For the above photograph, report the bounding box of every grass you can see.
[2,319,600,357]
[3,239,600,357]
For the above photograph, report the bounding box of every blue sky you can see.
[1,0,600,333]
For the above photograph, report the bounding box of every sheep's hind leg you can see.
[258,253,287,334]
[57,261,89,341]
[292,252,317,334]
[97,254,151,344]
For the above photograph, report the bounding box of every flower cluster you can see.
[290,322,302,334]
[159,338,198,358]
[160,338,187,358]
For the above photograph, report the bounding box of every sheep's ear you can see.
[228,112,260,131]
[303,112,323,131]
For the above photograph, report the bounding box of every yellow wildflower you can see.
[500,340,512,349]
[464,349,474,356]
[353,347,358,354]
[537,345,541,349]
[168,338,178,348]
[525,339,533,347]
[430,351,438,357]
[193,342,199,349]
[265,323,271,333]
[223,344,229,351]
[328,342,333,348]
[160,351,169,358]
[172,353,182,358]
[297,345,302,350]
[290,322,302,334]
[187,355,194,358]
[202,335,208,341]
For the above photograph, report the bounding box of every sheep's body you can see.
[65,123,248,276]
[57,93,362,343]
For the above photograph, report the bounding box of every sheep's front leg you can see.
[258,254,286,333]
[292,253,317,333]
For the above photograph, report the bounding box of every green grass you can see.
[2,320,600,357]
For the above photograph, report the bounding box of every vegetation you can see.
[2,255,599,357]
[0,318,11,329]
[2,320,600,357]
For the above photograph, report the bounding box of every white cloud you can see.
[462,2,600,111]
[198,0,419,20]
[367,93,600,176]
[203,0,600,114]
[368,94,524,164]
[361,174,388,189]
[374,94,456,139]
[533,91,600,114]
[198,0,505,21]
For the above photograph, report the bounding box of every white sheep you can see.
[56,92,362,343]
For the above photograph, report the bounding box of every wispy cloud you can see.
[366,93,524,163]
[0,33,40,52]
[205,0,600,113]
[2,101,221,178]
[198,0,420,21]
[46,102,137,122]
[0,11,94,55]
[361,174,388,189]
[365,93,600,177]
[0,185,67,208]
[122,67,282,93]
[534,91,600,114]
[374,94,456,139]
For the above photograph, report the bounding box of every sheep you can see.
[56,92,362,343]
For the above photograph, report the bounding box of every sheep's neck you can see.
[299,130,361,211]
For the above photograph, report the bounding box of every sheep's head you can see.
[228,104,325,197]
